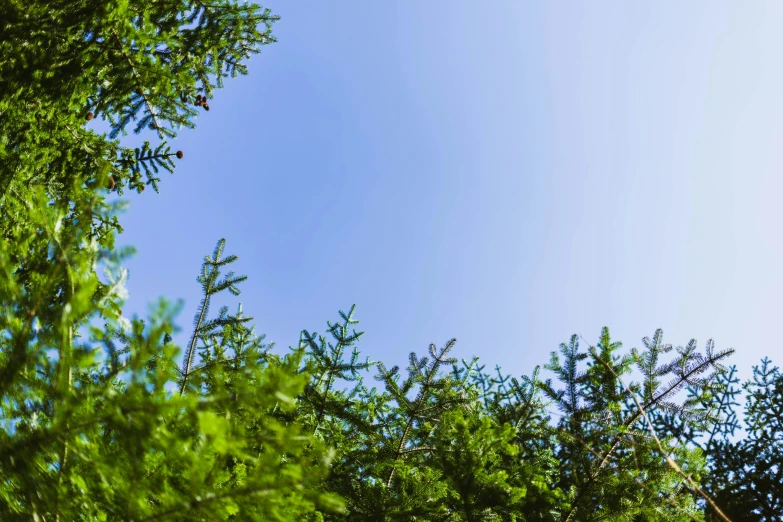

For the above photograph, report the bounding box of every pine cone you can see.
[203,103,210,111]
[176,150,184,159]
[86,112,94,121]
[107,176,115,190]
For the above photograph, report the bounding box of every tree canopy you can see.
[1,1,780,521]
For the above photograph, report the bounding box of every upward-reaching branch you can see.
[588,344,733,522]
[377,339,461,487]
[560,330,734,522]
[179,238,250,395]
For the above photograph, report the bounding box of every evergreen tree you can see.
[0,221,342,519]
[0,3,342,518]
[539,328,734,521]
[658,359,783,521]
[1,0,279,316]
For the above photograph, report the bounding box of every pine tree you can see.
[659,359,783,521]
[0,221,343,519]
[1,0,279,319]
[0,3,345,517]
[321,339,477,520]
[540,328,734,521]
[716,358,783,520]
[466,363,564,520]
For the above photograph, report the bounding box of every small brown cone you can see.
[176,150,184,159]
[203,103,210,111]
[86,112,94,121]
[107,176,115,190]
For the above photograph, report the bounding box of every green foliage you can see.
[430,408,529,520]
[0,213,340,519]
[535,328,734,522]
[0,0,278,298]
[3,1,782,521]
[1,2,340,519]
[728,359,783,519]
[658,359,783,521]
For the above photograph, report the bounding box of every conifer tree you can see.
[658,359,783,521]
[540,328,734,521]
[0,218,343,519]
[321,339,477,520]
[465,363,564,520]
[0,3,344,518]
[1,0,279,314]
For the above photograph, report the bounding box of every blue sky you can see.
[109,2,783,388]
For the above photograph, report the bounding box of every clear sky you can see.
[109,2,783,388]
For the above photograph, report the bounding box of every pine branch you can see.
[111,30,165,140]
[380,338,459,488]
[179,239,249,395]
[588,344,733,522]
[298,304,372,440]
[561,332,734,522]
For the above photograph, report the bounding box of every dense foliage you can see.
[1,1,781,520]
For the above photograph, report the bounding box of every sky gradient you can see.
[108,2,783,388]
